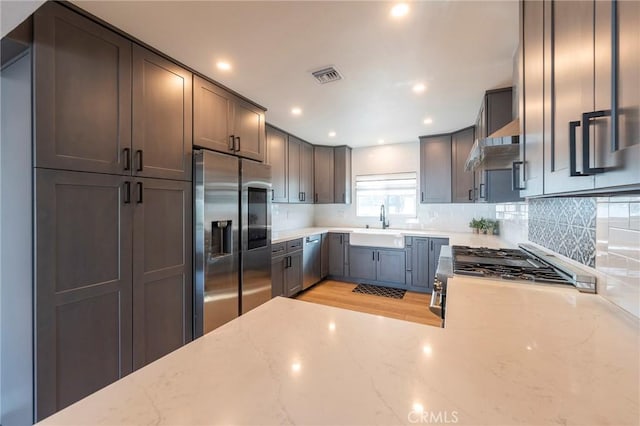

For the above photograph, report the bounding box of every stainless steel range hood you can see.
[465,119,520,171]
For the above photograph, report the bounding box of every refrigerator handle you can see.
[271,189,275,201]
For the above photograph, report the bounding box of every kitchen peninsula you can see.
[38,277,639,425]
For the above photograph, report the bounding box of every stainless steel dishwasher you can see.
[302,234,322,290]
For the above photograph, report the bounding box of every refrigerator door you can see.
[194,150,240,337]
[240,159,272,314]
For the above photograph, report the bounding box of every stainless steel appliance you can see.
[302,234,321,290]
[451,244,596,292]
[194,149,271,337]
[431,244,597,328]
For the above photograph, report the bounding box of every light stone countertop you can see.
[272,226,512,248]
[39,277,639,425]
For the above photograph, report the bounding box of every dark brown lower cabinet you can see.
[35,169,191,420]
[132,178,192,369]
[35,169,133,420]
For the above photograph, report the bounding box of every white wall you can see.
[314,142,496,231]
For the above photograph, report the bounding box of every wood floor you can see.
[295,280,442,327]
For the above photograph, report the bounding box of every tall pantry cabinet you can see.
[32,2,192,420]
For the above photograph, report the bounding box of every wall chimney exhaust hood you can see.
[465,118,520,171]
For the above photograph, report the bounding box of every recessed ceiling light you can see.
[328,131,336,138]
[378,139,385,145]
[413,83,426,93]
[291,107,302,116]
[423,117,433,125]
[216,61,231,71]
[391,3,410,18]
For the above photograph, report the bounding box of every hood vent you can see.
[465,118,521,171]
[311,66,343,84]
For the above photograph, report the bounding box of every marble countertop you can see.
[272,226,512,248]
[39,277,639,425]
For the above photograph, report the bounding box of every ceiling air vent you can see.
[311,66,343,84]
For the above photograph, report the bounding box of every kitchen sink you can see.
[349,229,405,249]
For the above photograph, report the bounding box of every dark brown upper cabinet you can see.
[475,88,513,139]
[193,75,266,162]
[419,134,452,203]
[132,46,192,181]
[34,2,132,175]
[34,2,192,181]
[313,146,335,203]
[265,124,289,202]
[287,135,314,203]
[334,146,352,204]
[526,0,640,195]
[451,127,475,203]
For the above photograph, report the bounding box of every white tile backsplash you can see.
[596,196,640,318]
[314,202,496,232]
[271,203,314,232]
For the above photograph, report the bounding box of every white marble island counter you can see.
[39,277,639,425]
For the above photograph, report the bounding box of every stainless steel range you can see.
[430,243,597,328]
[451,244,596,293]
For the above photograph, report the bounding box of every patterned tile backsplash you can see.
[528,198,597,267]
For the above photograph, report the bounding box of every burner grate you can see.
[451,246,573,285]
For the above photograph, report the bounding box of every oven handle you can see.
[429,278,444,317]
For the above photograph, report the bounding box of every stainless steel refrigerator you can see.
[194,149,272,337]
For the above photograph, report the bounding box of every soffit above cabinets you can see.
[69,0,518,148]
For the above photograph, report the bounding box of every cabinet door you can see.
[285,252,303,296]
[593,0,640,189]
[349,247,377,281]
[266,125,288,202]
[288,136,302,203]
[420,135,452,203]
[451,127,475,203]
[520,0,545,197]
[300,141,314,203]
[193,75,232,154]
[232,96,266,162]
[411,238,430,289]
[428,238,449,291]
[132,45,192,181]
[132,178,192,369]
[321,233,329,279]
[328,233,345,276]
[376,249,406,284]
[334,146,352,204]
[314,146,335,203]
[35,169,132,420]
[486,169,523,203]
[34,2,132,175]
[545,1,595,193]
[271,255,286,297]
[486,89,513,136]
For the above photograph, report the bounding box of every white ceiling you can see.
[13,1,519,147]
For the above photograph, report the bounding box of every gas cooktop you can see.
[451,245,573,285]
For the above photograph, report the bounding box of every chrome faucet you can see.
[379,204,389,229]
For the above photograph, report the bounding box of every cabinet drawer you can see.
[286,238,303,253]
[271,242,286,255]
